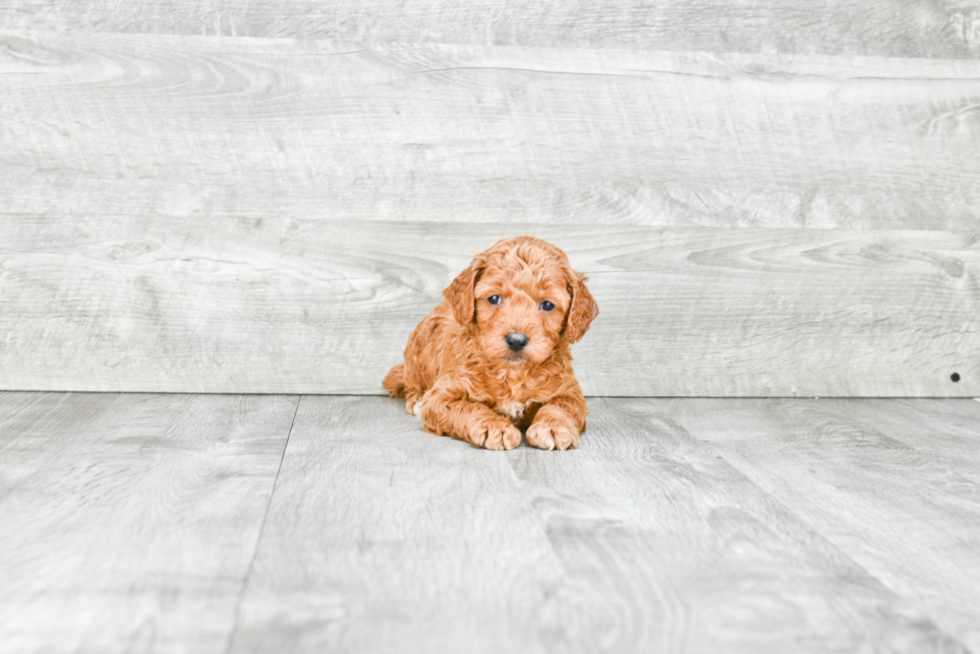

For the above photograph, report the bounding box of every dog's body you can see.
[383,236,598,450]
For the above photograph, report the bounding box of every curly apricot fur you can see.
[384,237,598,450]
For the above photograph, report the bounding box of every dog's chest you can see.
[490,373,547,425]
[499,400,532,420]
[495,399,541,429]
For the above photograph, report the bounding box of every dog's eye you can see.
[488,295,502,305]
[540,300,555,312]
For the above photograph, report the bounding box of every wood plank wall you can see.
[4,1,980,58]
[1,3,978,396]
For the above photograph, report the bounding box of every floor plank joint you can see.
[223,395,301,654]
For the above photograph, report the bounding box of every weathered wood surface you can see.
[2,219,976,396]
[228,395,976,653]
[658,397,980,652]
[0,392,297,654]
[2,1,979,58]
[4,393,979,653]
[2,33,980,231]
[2,31,979,396]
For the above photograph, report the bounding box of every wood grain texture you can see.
[844,398,980,484]
[2,218,977,396]
[0,392,297,654]
[658,397,980,652]
[2,32,980,231]
[3,1,980,58]
[228,395,970,653]
[229,395,562,653]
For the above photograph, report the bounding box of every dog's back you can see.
[384,301,460,412]
[382,363,406,398]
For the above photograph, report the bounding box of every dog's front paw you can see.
[526,419,579,451]
[469,418,522,451]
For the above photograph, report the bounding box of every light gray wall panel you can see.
[2,33,977,396]
[2,1,979,58]
[1,217,976,396]
[2,33,979,231]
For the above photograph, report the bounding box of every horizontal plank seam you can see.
[2,390,977,399]
[222,394,301,654]
[409,64,980,83]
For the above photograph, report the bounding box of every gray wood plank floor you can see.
[2,392,979,653]
[0,392,298,654]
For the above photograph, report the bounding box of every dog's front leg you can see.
[420,382,522,451]
[526,392,588,451]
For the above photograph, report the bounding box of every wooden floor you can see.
[2,393,979,653]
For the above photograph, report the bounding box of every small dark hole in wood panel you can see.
[951,373,961,382]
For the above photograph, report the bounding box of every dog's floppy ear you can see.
[444,254,487,326]
[564,272,599,344]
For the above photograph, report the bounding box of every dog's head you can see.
[444,236,599,366]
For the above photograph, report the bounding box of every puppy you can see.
[383,236,598,450]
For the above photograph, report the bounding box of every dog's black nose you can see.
[505,332,529,352]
